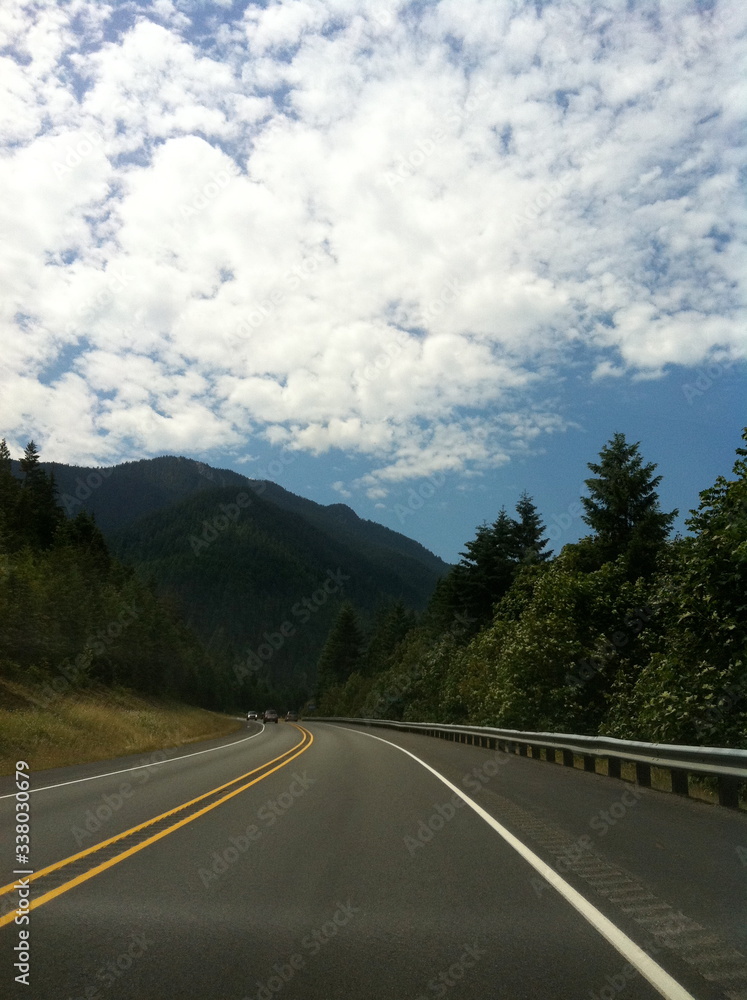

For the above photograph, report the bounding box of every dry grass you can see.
[0,677,243,775]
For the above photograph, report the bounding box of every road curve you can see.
[1,720,745,999]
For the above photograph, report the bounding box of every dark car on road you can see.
[263,708,279,723]
[285,710,299,722]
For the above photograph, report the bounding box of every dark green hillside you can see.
[38,456,248,534]
[0,442,235,710]
[109,482,444,689]
[256,482,447,576]
[38,458,449,590]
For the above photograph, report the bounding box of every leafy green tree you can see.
[605,429,747,745]
[581,432,676,577]
[449,553,653,732]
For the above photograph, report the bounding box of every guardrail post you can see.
[608,757,621,779]
[718,776,740,809]
[562,749,574,767]
[530,745,542,759]
[670,769,689,797]
[635,762,651,787]
[518,743,527,756]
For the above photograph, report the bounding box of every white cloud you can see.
[0,0,745,486]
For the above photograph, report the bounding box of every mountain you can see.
[254,482,446,576]
[36,457,449,694]
[42,456,248,534]
[41,456,446,575]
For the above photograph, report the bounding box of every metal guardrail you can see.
[312,717,747,808]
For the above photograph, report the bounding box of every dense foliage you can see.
[0,448,443,713]
[0,442,241,709]
[315,431,747,747]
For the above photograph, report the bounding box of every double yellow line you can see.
[0,725,313,927]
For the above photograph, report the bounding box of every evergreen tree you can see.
[316,602,363,695]
[460,509,517,623]
[18,441,63,548]
[513,492,551,564]
[433,497,549,633]
[0,439,21,551]
[581,432,676,576]
[362,600,416,676]
[58,510,111,573]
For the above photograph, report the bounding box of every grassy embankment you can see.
[0,677,243,775]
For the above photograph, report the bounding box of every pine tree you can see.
[59,510,111,572]
[430,509,521,633]
[429,498,552,635]
[0,439,21,551]
[464,509,517,620]
[581,432,676,576]
[362,600,416,675]
[316,602,363,694]
[17,442,62,549]
[513,492,551,564]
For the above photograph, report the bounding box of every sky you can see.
[1,0,745,563]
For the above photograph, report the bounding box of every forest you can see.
[1,430,744,748]
[0,441,254,711]
[0,445,442,713]
[313,429,747,748]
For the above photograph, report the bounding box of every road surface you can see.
[1,720,745,999]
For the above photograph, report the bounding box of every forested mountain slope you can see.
[28,456,448,696]
[109,481,444,688]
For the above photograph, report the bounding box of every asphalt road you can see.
[1,720,745,999]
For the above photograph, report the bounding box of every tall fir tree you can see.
[362,600,416,676]
[316,602,363,695]
[18,441,63,549]
[513,492,551,564]
[581,432,676,577]
[431,505,537,634]
[0,439,21,551]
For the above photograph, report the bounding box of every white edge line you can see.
[0,725,266,799]
[332,723,697,1000]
